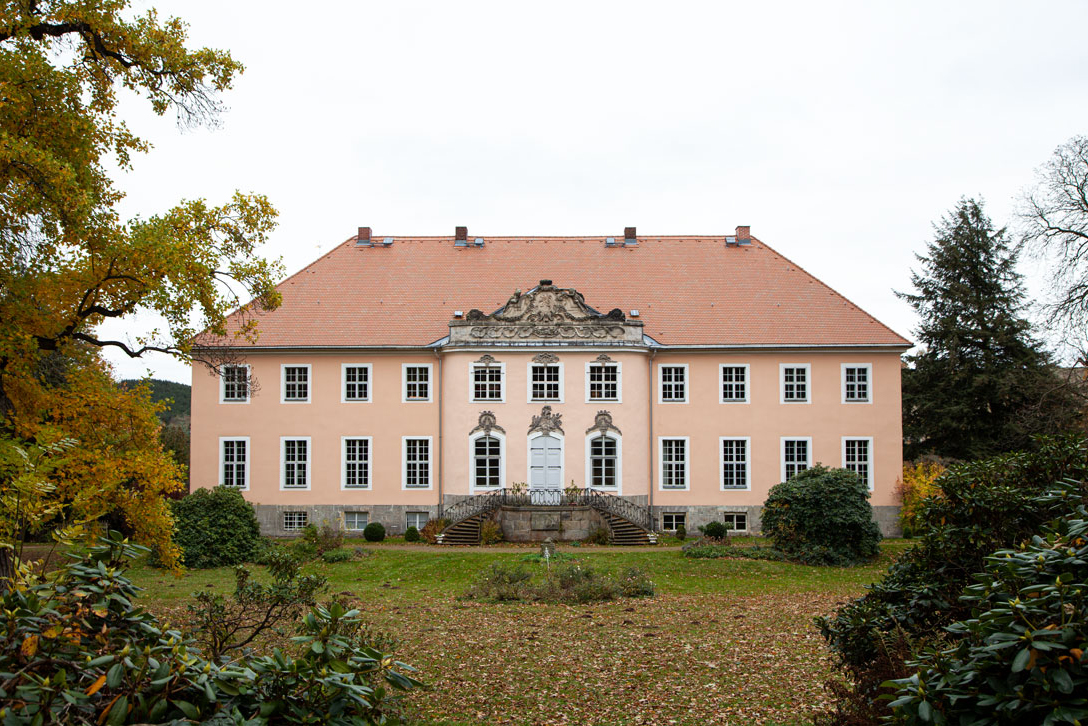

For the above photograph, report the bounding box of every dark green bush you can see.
[404,525,420,542]
[681,543,788,561]
[887,505,1088,724]
[170,486,261,568]
[363,522,386,542]
[585,525,610,545]
[0,532,421,725]
[465,561,655,604]
[700,521,728,540]
[762,465,881,566]
[289,538,318,562]
[480,519,503,545]
[321,548,353,563]
[303,519,345,554]
[674,524,686,541]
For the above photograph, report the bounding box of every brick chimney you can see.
[736,225,751,241]
[624,227,637,245]
[455,226,468,242]
[357,226,371,244]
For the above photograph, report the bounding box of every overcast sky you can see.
[100,0,1088,383]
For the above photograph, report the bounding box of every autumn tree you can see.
[0,0,283,577]
[898,198,1083,460]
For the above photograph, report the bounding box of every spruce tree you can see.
[898,198,1083,460]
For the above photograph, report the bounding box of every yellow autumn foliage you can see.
[895,461,946,536]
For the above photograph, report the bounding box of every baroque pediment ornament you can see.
[470,411,505,436]
[586,410,621,435]
[475,354,499,366]
[532,352,559,365]
[528,405,564,435]
[594,354,614,363]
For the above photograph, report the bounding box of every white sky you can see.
[100,0,1088,384]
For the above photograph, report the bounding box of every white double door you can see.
[529,435,562,493]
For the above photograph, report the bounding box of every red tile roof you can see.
[207,235,910,348]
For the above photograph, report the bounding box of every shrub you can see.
[0,532,421,725]
[617,566,655,598]
[404,525,421,542]
[762,465,881,566]
[465,561,655,604]
[466,561,533,601]
[170,486,261,568]
[895,461,945,537]
[419,517,449,544]
[700,520,729,541]
[674,524,686,541]
[585,525,610,545]
[887,505,1088,724]
[480,519,503,545]
[681,541,788,561]
[303,518,345,554]
[321,547,353,563]
[289,538,319,562]
[363,521,386,542]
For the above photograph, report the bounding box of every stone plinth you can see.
[497,505,608,542]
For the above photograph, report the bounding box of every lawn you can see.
[128,541,911,725]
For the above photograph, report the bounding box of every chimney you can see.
[356,226,372,245]
[455,226,468,242]
[624,226,637,246]
[736,225,751,242]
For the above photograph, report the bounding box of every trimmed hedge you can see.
[170,486,260,568]
[363,522,386,542]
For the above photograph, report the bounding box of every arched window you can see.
[589,434,618,488]
[473,435,502,488]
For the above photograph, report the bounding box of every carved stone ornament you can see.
[470,411,506,436]
[475,354,499,366]
[585,410,621,436]
[594,354,614,363]
[528,405,564,435]
[532,352,559,365]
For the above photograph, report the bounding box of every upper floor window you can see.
[403,437,432,488]
[843,437,873,489]
[659,365,688,403]
[842,364,872,403]
[720,437,750,490]
[219,437,249,489]
[281,364,311,403]
[720,364,749,403]
[342,437,371,489]
[659,437,689,489]
[220,365,250,403]
[471,363,504,402]
[588,434,619,488]
[281,437,310,489]
[781,437,811,481]
[780,364,810,403]
[473,435,502,488]
[586,362,620,402]
[342,364,371,402]
[530,364,562,401]
[403,364,432,402]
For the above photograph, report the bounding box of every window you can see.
[281,437,310,489]
[281,364,311,403]
[342,437,370,489]
[342,364,371,402]
[403,437,431,489]
[406,512,429,531]
[720,438,750,490]
[586,363,620,402]
[589,435,618,488]
[780,364,810,403]
[473,435,502,488]
[782,437,811,481]
[662,513,686,531]
[720,365,749,403]
[659,365,687,403]
[842,364,872,403]
[660,437,689,489]
[403,364,431,402]
[220,365,250,403]
[283,511,308,531]
[344,511,368,531]
[220,437,249,489]
[723,512,748,534]
[843,437,873,489]
[471,364,504,402]
[530,364,561,401]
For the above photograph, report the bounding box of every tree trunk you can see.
[0,547,15,593]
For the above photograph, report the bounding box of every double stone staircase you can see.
[436,489,657,546]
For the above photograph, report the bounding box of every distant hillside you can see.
[121,379,191,425]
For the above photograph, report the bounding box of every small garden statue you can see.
[540,537,556,560]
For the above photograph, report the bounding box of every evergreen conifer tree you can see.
[898,198,1083,460]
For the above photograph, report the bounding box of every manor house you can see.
[191,226,908,542]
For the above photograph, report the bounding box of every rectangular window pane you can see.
[662,439,687,488]
[724,513,748,533]
[721,366,746,402]
[405,439,430,488]
[845,438,871,486]
[222,439,247,487]
[845,367,869,401]
[590,436,618,487]
[473,367,503,401]
[283,511,308,531]
[531,365,560,400]
[344,438,369,488]
[284,366,309,400]
[784,439,809,480]
[406,512,429,530]
[405,366,430,400]
[344,366,369,400]
[223,366,248,401]
[722,439,747,489]
[284,439,308,488]
[345,512,368,530]
[783,366,808,401]
[661,366,686,401]
[589,365,618,401]
[474,436,501,488]
[663,513,686,530]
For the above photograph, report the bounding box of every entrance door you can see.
[529,435,562,495]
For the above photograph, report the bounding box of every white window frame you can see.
[662,512,686,531]
[658,436,691,491]
[401,436,434,490]
[719,436,752,491]
[526,430,566,489]
[584,361,622,403]
[402,363,433,403]
[780,436,813,482]
[406,511,430,531]
[341,363,373,403]
[526,361,564,403]
[340,436,372,490]
[723,512,749,534]
[283,511,308,531]
[469,430,506,492]
[280,363,312,404]
[218,436,250,490]
[279,436,312,490]
[469,361,506,403]
[718,363,750,404]
[584,430,622,493]
[658,364,689,404]
[344,511,369,531]
[779,363,811,404]
[219,364,251,404]
[841,363,873,404]
[842,436,875,490]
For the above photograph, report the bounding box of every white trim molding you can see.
[219,364,252,404]
[340,435,373,490]
[584,360,622,404]
[341,363,373,403]
[842,436,875,490]
[402,363,433,403]
[841,363,873,404]
[401,435,434,490]
[584,429,623,494]
[780,436,813,482]
[657,363,689,404]
[218,436,250,490]
[718,363,750,404]
[657,435,691,491]
[280,363,312,404]
[718,436,752,491]
[469,429,507,492]
[526,361,565,404]
[279,436,312,490]
[779,363,811,404]
[469,360,506,403]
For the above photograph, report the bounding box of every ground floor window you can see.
[282,437,310,489]
[723,512,748,534]
[406,511,429,531]
[343,437,370,488]
[589,434,618,488]
[844,437,873,489]
[662,512,686,531]
[721,438,749,489]
[782,438,810,481]
[473,435,502,488]
[283,511,308,531]
[344,511,368,531]
[660,438,688,489]
[404,437,431,488]
[220,438,248,488]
